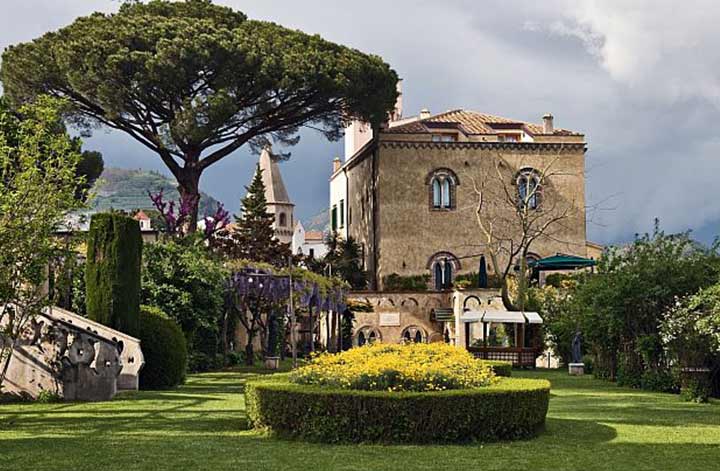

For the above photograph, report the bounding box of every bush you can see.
[142,240,227,369]
[86,212,142,336]
[291,343,496,392]
[138,305,188,390]
[641,369,679,393]
[246,374,550,443]
[680,368,712,403]
[484,360,512,377]
[455,272,504,289]
[382,273,430,291]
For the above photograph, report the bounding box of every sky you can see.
[1,0,719,244]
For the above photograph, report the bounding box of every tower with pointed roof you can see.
[257,145,295,245]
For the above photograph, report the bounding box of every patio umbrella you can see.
[478,255,488,288]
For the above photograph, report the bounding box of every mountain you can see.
[89,168,222,217]
[303,207,329,232]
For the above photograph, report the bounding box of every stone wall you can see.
[367,141,587,289]
[347,289,500,345]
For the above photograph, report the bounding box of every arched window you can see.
[402,326,427,344]
[432,178,442,207]
[517,168,541,210]
[427,169,459,210]
[427,252,460,291]
[279,212,287,227]
[355,326,381,347]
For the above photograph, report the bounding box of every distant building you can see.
[292,221,328,259]
[133,210,152,231]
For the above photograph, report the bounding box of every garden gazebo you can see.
[455,294,544,368]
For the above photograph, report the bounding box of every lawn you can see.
[1,369,718,471]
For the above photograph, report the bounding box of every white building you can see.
[292,221,328,259]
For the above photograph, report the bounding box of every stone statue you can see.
[571,330,583,364]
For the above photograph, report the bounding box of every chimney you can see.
[420,108,431,120]
[332,156,342,173]
[391,79,403,122]
[542,113,554,134]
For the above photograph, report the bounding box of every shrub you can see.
[640,369,679,393]
[138,305,188,390]
[142,240,227,369]
[85,212,142,336]
[291,343,496,392]
[382,273,430,291]
[455,272,504,289]
[246,374,550,443]
[680,368,712,403]
[484,360,512,377]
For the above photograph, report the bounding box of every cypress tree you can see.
[220,164,290,266]
[85,213,142,336]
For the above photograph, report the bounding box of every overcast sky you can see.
[2,0,719,244]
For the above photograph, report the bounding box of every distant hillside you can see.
[89,168,222,217]
[303,207,329,232]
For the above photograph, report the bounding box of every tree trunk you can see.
[501,279,516,311]
[245,335,255,366]
[221,311,229,356]
[309,306,315,353]
[176,167,201,234]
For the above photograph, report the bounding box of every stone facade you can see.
[331,109,588,291]
[346,289,501,347]
[258,146,295,245]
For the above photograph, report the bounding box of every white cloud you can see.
[553,1,720,105]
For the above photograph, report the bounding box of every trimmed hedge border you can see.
[484,360,513,377]
[245,374,550,443]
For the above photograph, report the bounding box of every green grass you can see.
[0,368,718,470]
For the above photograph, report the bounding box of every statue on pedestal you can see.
[571,330,583,364]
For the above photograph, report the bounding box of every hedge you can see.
[245,374,549,443]
[484,360,513,377]
[138,306,188,390]
[86,212,142,337]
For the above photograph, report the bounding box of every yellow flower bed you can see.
[290,343,497,392]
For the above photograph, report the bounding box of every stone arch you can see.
[401,297,419,307]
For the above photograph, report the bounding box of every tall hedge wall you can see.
[86,212,142,337]
[245,375,550,443]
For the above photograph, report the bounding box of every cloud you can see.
[2,0,720,244]
[550,1,720,105]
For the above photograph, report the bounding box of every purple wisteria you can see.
[149,190,230,240]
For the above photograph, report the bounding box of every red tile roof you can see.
[304,231,325,242]
[387,109,581,136]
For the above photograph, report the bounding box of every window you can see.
[401,326,427,344]
[339,199,345,228]
[355,326,381,346]
[309,248,315,259]
[331,206,338,231]
[517,168,541,210]
[428,252,460,291]
[427,168,459,210]
[432,134,457,142]
[278,212,287,227]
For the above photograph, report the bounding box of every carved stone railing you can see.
[1,304,144,401]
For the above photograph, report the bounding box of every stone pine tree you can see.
[0,0,399,231]
[85,213,143,337]
[220,165,290,266]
